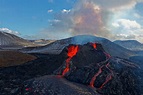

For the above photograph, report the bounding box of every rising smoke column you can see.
[71,1,106,36]
[41,0,111,39]
[41,0,142,41]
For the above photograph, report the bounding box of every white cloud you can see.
[40,0,143,42]
[62,9,71,13]
[116,34,136,39]
[113,19,141,29]
[115,33,143,42]
[48,19,61,23]
[47,9,53,13]
[111,18,143,42]
[90,0,136,10]
[112,23,120,28]
[0,28,20,35]
[133,13,141,18]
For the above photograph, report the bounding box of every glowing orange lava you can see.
[104,52,111,59]
[62,45,79,76]
[25,88,32,91]
[99,74,112,89]
[90,66,104,87]
[90,43,113,89]
[90,43,97,49]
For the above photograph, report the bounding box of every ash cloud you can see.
[41,0,111,39]
[40,0,143,41]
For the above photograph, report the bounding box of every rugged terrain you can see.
[114,40,143,51]
[0,31,34,49]
[0,33,142,95]
[0,43,142,95]
[0,51,36,67]
[21,35,134,59]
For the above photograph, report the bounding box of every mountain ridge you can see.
[0,31,35,49]
[114,40,143,51]
[21,35,135,58]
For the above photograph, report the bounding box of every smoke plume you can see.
[40,0,142,41]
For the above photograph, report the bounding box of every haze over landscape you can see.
[0,0,143,95]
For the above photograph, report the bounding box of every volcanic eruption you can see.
[62,45,79,76]
[20,42,140,95]
[53,42,139,94]
[55,43,113,88]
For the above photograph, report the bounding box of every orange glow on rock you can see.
[25,88,32,91]
[99,74,112,89]
[90,66,104,87]
[62,45,79,76]
[89,46,113,89]
[90,43,97,49]
[67,46,79,57]
[104,52,111,59]
[62,67,70,76]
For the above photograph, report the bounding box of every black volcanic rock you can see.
[21,35,134,59]
[0,54,65,95]
[54,43,140,95]
[0,43,142,95]
[62,43,106,67]
[22,75,99,95]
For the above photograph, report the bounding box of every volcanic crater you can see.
[23,43,140,95]
[0,40,141,95]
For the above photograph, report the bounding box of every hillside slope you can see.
[0,31,34,49]
[114,40,143,51]
[21,35,135,58]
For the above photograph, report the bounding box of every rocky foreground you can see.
[0,43,142,95]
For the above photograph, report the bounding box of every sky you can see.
[0,0,143,42]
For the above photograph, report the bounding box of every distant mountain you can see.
[0,31,35,49]
[21,35,135,58]
[114,40,143,51]
[29,39,55,46]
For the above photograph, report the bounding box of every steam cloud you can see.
[41,0,143,41]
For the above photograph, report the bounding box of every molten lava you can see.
[61,43,113,89]
[67,45,79,57]
[99,74,112,89]
[90,66,104,87]
[90,43,97,49]
[62,45,79,76]
[25,88,32,91]
[90,43,113,89]
[104,52,111,59]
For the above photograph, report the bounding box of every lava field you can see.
[0,43,142,95]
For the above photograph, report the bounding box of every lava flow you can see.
[62,45,79,76]
[90,66,104,87]
[99,74,112,89]
[90,43,113,89]
[90,43,97,49]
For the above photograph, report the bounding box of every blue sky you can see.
[0,0,143,42]
[0,0,76,35]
